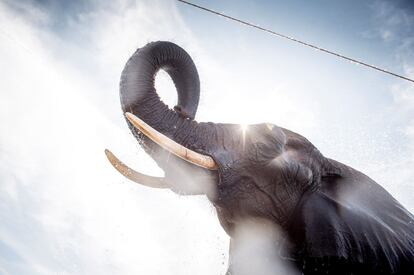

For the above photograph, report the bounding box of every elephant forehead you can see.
[206,123,287,166]
[211,125,324,224]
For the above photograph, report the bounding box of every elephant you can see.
[105,41,414,274]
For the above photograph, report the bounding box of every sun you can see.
[241,124,249,135]
[240,124,249,150]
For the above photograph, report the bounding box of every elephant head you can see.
[106,41,414,274]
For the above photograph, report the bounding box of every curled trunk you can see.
[115,41,218,195]
[120,41,200,144]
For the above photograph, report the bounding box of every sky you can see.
[0,0,413,274]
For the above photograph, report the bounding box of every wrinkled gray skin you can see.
[120,41,414,274]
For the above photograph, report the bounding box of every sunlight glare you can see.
[241,124,249,150]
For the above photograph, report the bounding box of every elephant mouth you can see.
[105,112,218,189]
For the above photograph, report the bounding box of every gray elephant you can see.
[106,41,414,274]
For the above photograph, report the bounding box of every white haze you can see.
[229,219,299,275]
[0,1,228,274]
[0,0,413,274]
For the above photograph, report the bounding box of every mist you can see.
[1,0,413,274]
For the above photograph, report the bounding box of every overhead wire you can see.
[177,0,414,84]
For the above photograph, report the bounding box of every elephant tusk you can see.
[125,112,218,170]
[105,149,169,188]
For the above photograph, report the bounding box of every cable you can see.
[177,0,414,84]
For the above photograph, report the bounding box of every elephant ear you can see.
[284,162,414,273]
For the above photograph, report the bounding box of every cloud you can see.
[1,0,414,274]
[0,1,228,274]
[363,0,414,208]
